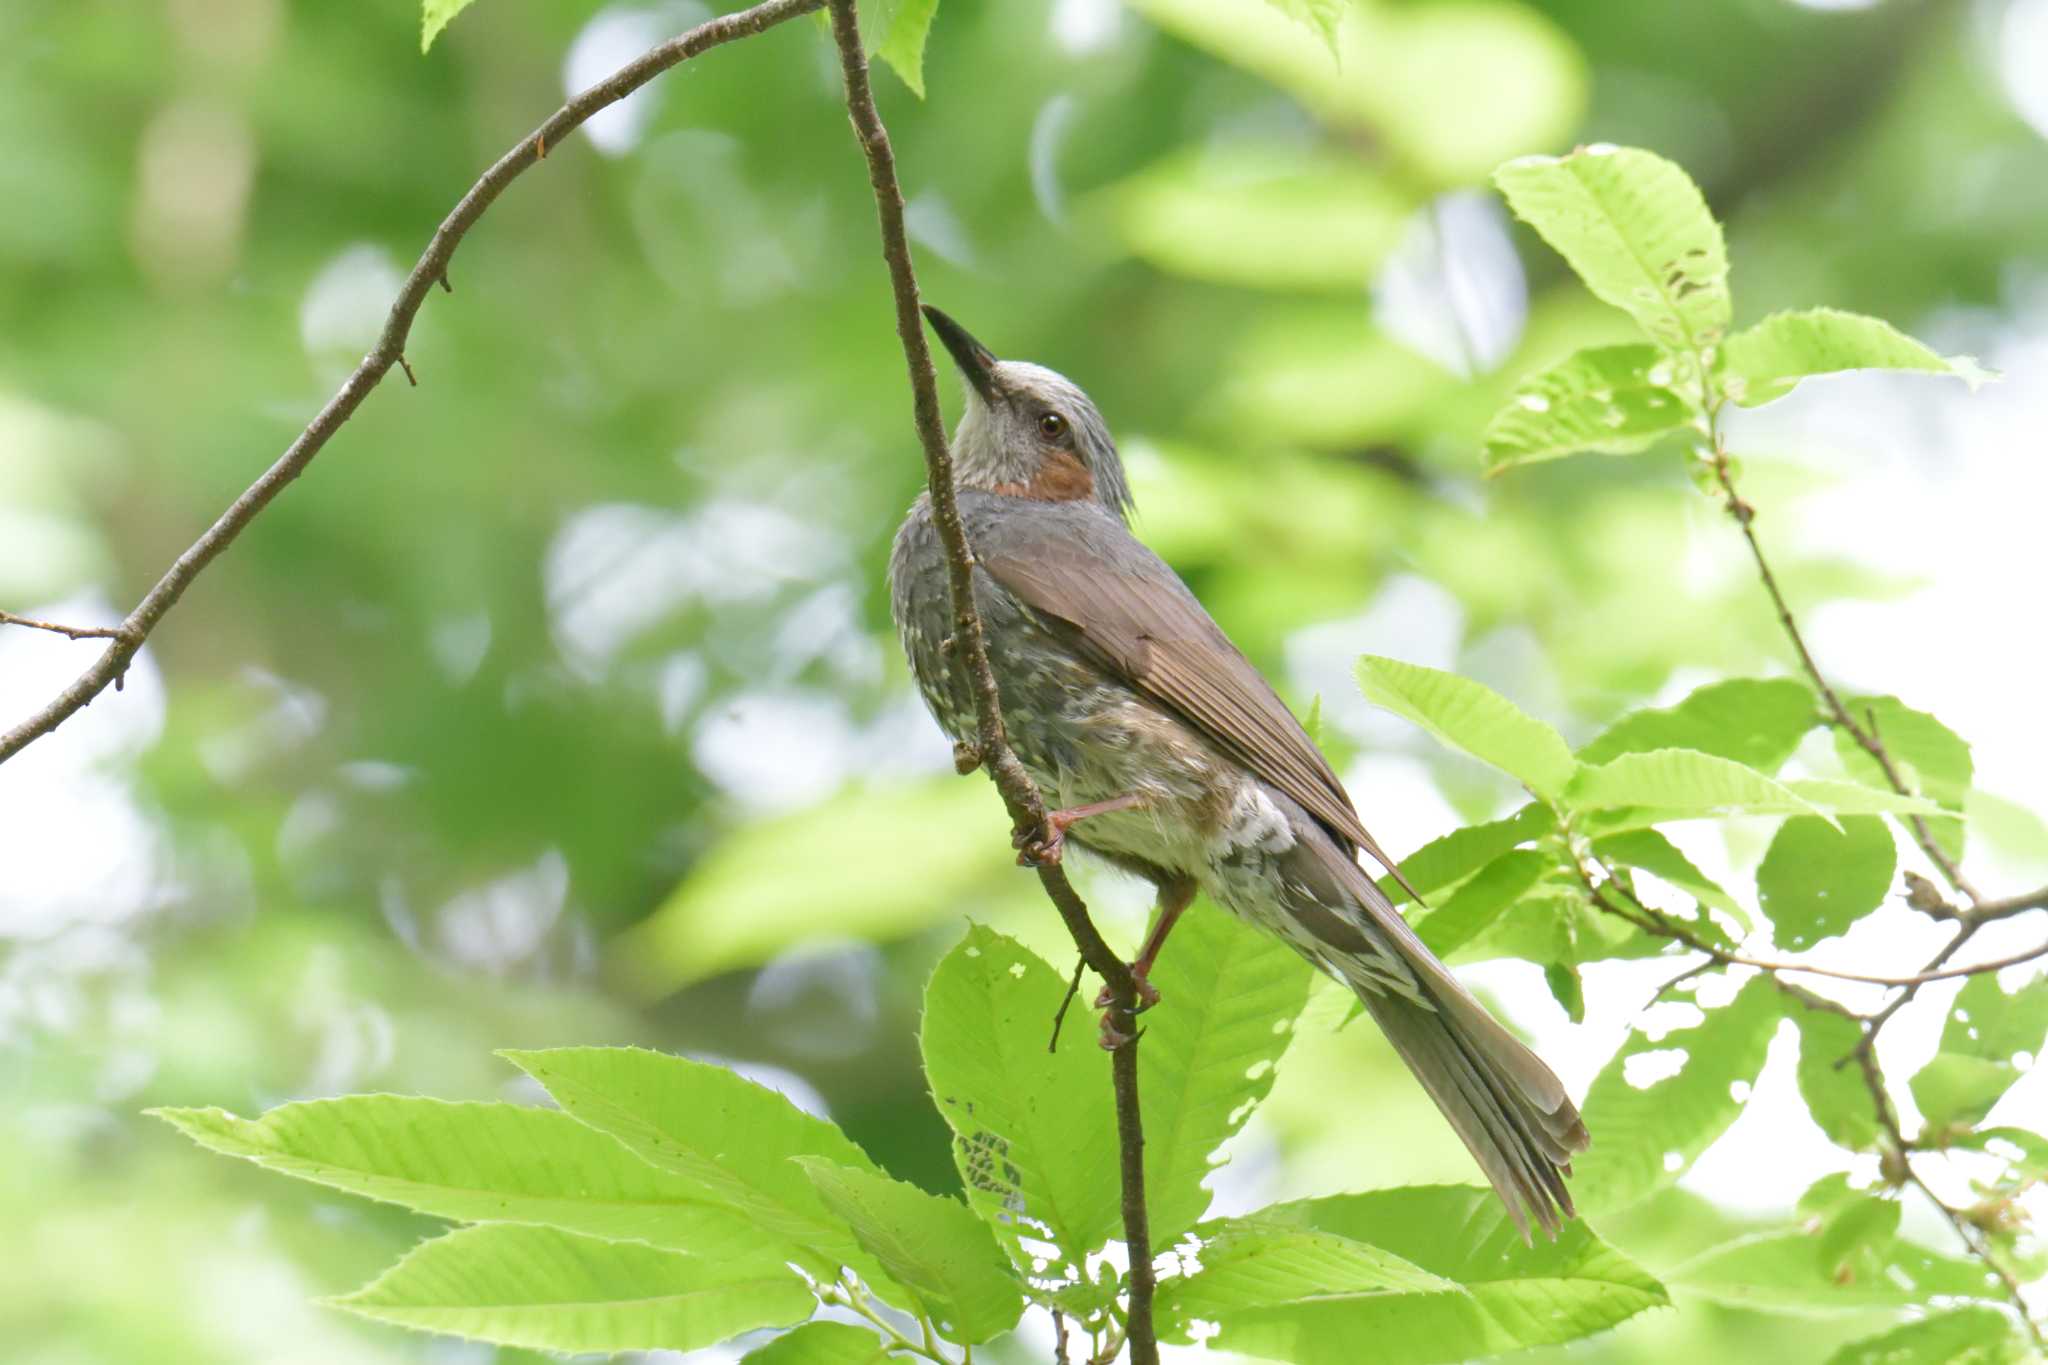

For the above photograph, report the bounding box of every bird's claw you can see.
[1094,968,1160,1049]
[1014,821,1065,867]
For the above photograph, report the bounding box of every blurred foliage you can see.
[6,0,2048,1360]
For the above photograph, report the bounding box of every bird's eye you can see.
[1038,411,1068,440]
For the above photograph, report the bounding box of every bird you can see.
[888,306,1588,1239]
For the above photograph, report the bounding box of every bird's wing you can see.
[975,507,1420,898]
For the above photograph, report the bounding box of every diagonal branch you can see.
[0,611,132,643]
[820,3,1156,1361]
[0,0,822,767]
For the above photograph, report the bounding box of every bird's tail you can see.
[1300,838,1589,1240]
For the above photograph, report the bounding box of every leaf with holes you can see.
[499,1048,896,1291]
[1162,1188,1666,1364]
[1139,906,1315,1247]
[1579,678,1819,773]
[921,925,1122,1293]
[1356,656,1577,799]
[148,1098,775,1260]
[1571,976,1783,1216]
[1757,816,1895,950]
[1721,309,1992,408]
[1494,146,1729,359]
[1909,972,2048,1134]
[795,1161,1021,1345]
[332,1224,811,1353]
[1483,344,1692,472]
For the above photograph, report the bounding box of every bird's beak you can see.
[921,305,1000,405]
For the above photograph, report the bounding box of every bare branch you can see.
[822,3,1155,1358]
[0,0,822,767]
[0,611,132,642]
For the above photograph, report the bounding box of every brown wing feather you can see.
[981,540,1422,900]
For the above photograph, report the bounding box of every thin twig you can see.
[820,4,1155,1361]
[1049,957,1087,1053]
[0,0,822,767]
[0,611,132,642]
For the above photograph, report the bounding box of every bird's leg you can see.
[1097,874,1198,1049]
[1014,791,1148,867]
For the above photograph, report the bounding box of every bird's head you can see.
[921,305,1134,523]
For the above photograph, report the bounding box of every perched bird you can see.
[889,307,1588,1238]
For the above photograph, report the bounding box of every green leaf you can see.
[1832,696,1973,860]
[148,1098,769,1258]
[333,1224,810,1352]
[1822,1308,2030,1365]
[1721,308,1992,408]
[1356,655,1577,799]
[1099,145,1409,292]
[1163,1188,1666,1363]
[1483,344,1692,472]
[1139,907,1315,1246]
[1756,816,1895,949]
[612,779,1032,996]
[1156,1220,1457,1327]
[1792,1008,1882,1152]
[1493,146,1730,360]
[500,1048,891,1285]
[1260,0,1342,54]
[1414,849,1549,959]
[867,0,940,96]
[1671,1225,1997,1311]
[1545,961,1586,1023]
[421,0,480,53]
[1579,678,1819,773]
[1909,971,2048,1133]
[1572,976,1783,1216]
[920,925,1122,1285]
[1592,829,1742,920]
[1378,803,1555,907]
[741,1321,892,1365]
[795,1161,1021,1345]
[1566,748,1819,820]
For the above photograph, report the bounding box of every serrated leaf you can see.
[1792,1008,1882,1152]
[1157,1220,1457,1328]
[1579,678,1820,772]
[500,1048,891,1288]
[1356,655,1576,799]
[1757,816,1895,950]
[1100,145,1408,292]
[1781,780,1945,818]
[1721,308,1992,408]
[1483,343,1691,472]
[1378,803,1555,907]
[1493,146,1729,359]
[1592,829,1743,920]
[148,1098,770,1258]
[421,0,480,53]
[1573,976,1783,1216]
[1566,748,1819,820]
[868,0,939,96]
[921,925,1122,1287]
[1832,696,1973,861]
[796,1161,1021,1345]
[332,1224,810,1352]
[1414,849,1549,958]
[1140,908,1315,1246]
[740,1321,892,1365]
[1671,1225,1998,1311]
[1823,1307,2030,1365]
[1163,1188,1666,1364]
[1909,972,2048,1133]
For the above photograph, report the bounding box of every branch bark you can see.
[0,0,821,767]
[821,4,1156,1359]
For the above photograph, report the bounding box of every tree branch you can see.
[0,611,132,642]
[0,0,822,767]
[820,4,1155,1359]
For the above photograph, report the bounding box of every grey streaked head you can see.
[922,306,1134,522]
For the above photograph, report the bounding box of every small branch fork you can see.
[1579,396,2048,1345]
[0,0,822,766]
[821,3,1157,1362]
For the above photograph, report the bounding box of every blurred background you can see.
[6,0,2048,1359]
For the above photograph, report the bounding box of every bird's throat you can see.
[990,451,1095,503]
